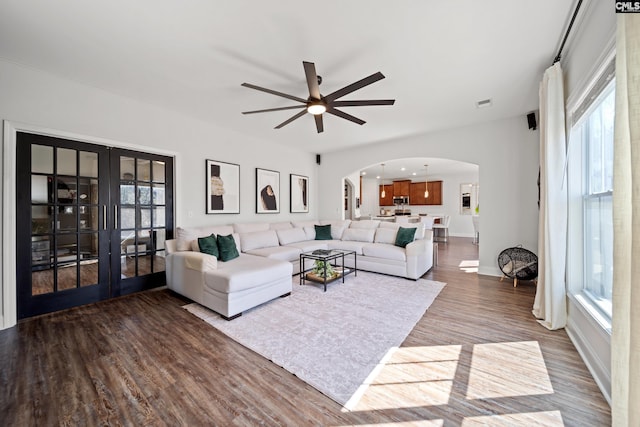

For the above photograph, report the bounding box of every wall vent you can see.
[476,98,492,108]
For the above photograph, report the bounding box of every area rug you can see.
[183,271,445,407]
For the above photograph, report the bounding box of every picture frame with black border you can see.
[290,173,309,213]
[256,168,280,213]
[206,159,240,214]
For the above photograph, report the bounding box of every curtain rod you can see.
[553,0,584,65]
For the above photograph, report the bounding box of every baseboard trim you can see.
[566,312,612,406]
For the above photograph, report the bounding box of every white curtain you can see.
[612,14,640,427]
[533,62,568,330]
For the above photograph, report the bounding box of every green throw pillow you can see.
[314,224,332,240]
[217,234,239,262]
[395,227,417,248]
[197,234,219,257]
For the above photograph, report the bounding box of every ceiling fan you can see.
[241,61,395,133]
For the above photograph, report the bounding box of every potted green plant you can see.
[312,260,337,279]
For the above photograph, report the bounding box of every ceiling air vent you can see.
[476,98,492,108]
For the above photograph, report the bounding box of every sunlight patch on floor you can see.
[458,259,479,273]
[344,345,461,411]
[338,421,444,427]
[461,410,564,426]
[466,341,554,400]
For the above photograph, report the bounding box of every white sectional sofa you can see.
[165,219,433,320]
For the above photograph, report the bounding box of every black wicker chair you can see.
[498,246,538,287]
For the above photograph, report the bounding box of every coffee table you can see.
[299,249,357,291]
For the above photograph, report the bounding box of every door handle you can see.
[103,205,107,230]
[114,205,118,229]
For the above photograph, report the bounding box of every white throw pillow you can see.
[176,225,234,251]
[232,222,270,234]
[341,228,375,243]
[413,223,426,240]
[303,226,316,240]
[269,221,293,231]
[292,220,318,228]
[276,227,307,245]
[378,222,401,230]
[374,228,397,245]
[239,230,279,252]
[350,219,381,229]
[320,219,351,228]
[332,226,346,240]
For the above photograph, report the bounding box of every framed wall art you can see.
[256,168,280,213]
[290,174,309,213]
[206,159,240,214]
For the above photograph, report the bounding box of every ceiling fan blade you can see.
[314,114,324,133]
[274,110,308,129]
[242,105,306,114]
[303,61,321,100]
[324,72,385,102]
[241,83,308,104]
[326,108,366,125]
[332,99,395,107]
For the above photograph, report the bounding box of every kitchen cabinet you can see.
[379,184,394,206]
[428,180,443,205]
[409,181,442,205]
[410,182,427,205]
[392,180,411,197]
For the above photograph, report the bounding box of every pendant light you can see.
[424,164,429,199]
[381,163,386,198]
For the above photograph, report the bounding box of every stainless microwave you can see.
[393,196,409,205]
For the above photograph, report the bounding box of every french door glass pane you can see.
[32,144,53,174]
[57,148,76,176]
[79,260,99,287]
[121,231,136,255]
[140,208,151,228]
[57,263,77,291]
[31,206,52,234]
[138,184,151,204]
[121,184,135,204]
[153,251,166,273]
[121,157,135,180]
[153,161,165,183]
[79,151,98,177]
[152,184,165,204]
[58,206,77,232]
[121,256,135,278]
[137,159,151,181]
[152,207,165,227]
[138,230,151,252]
[79,233,99,258]
[121,207,135,229]
[32,269,54,295]
[154,229,166,250]
[31,175,50,203]
[78,178,97,204]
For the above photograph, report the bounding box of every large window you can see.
[583,84,614,316]
[568,74,615,322]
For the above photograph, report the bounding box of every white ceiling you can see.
[360,158,478,182]
[0,0,574,154]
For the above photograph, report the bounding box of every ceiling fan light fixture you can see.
[307,102,326,115]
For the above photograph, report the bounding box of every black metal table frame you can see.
[299,249,357,292]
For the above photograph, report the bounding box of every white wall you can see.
[0,59,317,329]
[560,0,616,405]
[318,116,540,277]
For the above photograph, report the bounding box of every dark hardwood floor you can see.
[0,237,611,426]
